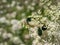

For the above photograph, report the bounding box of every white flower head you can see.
[11,37,21,44]
[0,17,7,23]
[31,2,36,6]
[20,43,25,45]
[24,0,28,4]
[2,32,12,40]
[27,5,34,10]
[16,5,23,10]
[11,19,18,25]
[2,0,7,3]
[11,23,22,30]
[24,34,30,40]
[11,1,16,7]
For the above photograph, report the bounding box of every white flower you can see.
[32,39,39,45]
[24,0,28,4]
[20,18,26,23]
[2,32,13,40]
[12,37,21,44]
[47,31,52,36]
[31,2,36,6]
[44,42,49,45]
[31,12,37,15]
[27,5,34,10]
[2,0,7,3]
[21,13,25,17]
[40,42,52,45]
[0,17,10,24]
[48,22,58,31]
[51,16,56,21]
[37,43,42,45]
[40,17,47,23]
[16,5,23,10]
[0,11,4,14]
[20,18,26,28]
[4,42,8,45]
[49,43,52,45]
[58,2,60,8]
[11,24,21,31]
[50,5,57,10]
[0,43,3,45]
[29,27,37,33]
[5,20,10,25]
[6,4,11,8]
[37,10,41,14]
[0,17,6,23]
[20,43,25,45]
[6,12,16,18]
[7,33,13,38]
[11,21,22,32]
[2,32,8,39]
[11,19,18,25]
[46,1,51,6]
[24,34,30,40]
[29,27,39,38]
[11,1,16,7]
[11,12,16,17]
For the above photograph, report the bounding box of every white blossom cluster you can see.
[0,0,60,45]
